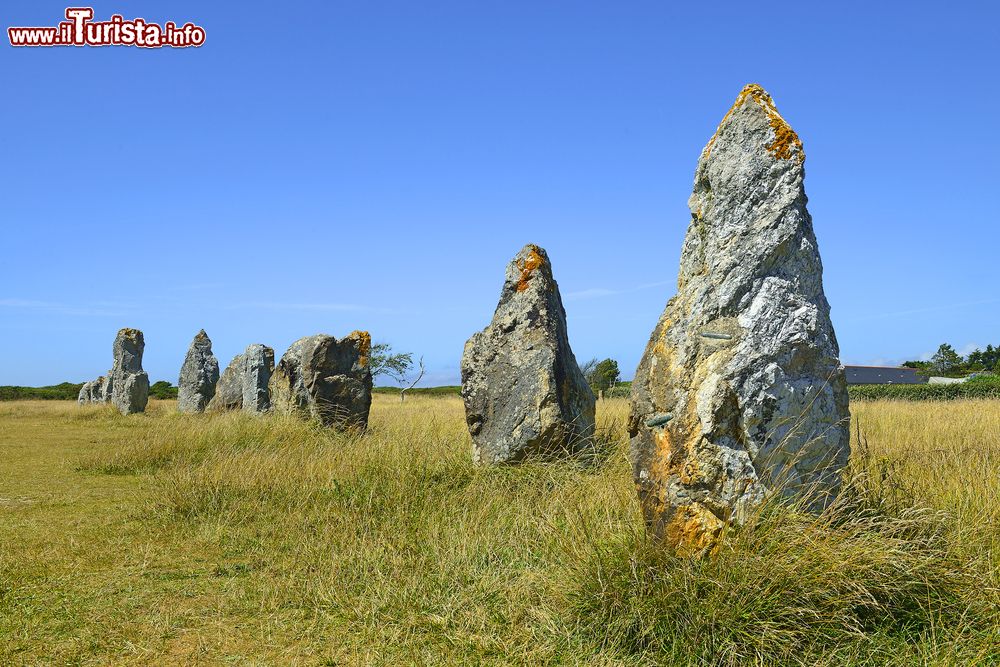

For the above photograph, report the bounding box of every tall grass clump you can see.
[570,469,998,665]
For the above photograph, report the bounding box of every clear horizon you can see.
[3,1,998,387]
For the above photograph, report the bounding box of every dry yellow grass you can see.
[1,396,998,665]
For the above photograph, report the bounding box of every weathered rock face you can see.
[77,376,108,404]
[269,332,372,428]
[110,328,149,415]
[241,344,275,413]
[98,374,113,402]
[208,351,247,412]
[461,244,596,464]
[206,344,275,413]
[77,381,92,404]
[177,330,220,413]
[629,84,850,555]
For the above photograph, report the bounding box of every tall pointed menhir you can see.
[177,329,220,413]
[462,244,596,464]
[629,84,850,555]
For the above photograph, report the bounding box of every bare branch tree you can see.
[369,342,424,402]
[398,356,425,402]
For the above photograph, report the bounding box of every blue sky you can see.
[2,1,998,386]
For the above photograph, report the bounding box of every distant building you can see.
[842,365,927,385]
[928,376,967,385]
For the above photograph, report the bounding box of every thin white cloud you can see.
[166,282,227,292]
[957,342,982,357]
[849,357,896,367]
[0,298,130,317]
[227,301,397,314]
[843,297,1000,323]
[565,280,673,301]
[565,288,618,300]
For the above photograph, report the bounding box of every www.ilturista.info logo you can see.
[8,8,205,48]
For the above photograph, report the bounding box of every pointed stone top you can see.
[189,330,213,353]
[702,83,804,164]
[345,330,372,368]
[505,243,554,294]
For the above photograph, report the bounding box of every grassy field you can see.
[1,397,998,665]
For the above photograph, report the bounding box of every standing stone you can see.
[208,351,247,412]
[77,381,91,404]
[98,374,113,402]
[77,376,106,404]
[109,328,149,415]
[241,344,275,413]
[177,330,220,413]
[629,84,850,555]
[269,332,372,428]
[461,244,596,464]
[206,343,275,413]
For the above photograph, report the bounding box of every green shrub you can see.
[148,381,178,399]
[0,382,84,401]
[372,385,461,397]
[848,376,1000,401]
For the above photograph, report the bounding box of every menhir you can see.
[629,84,850,556]
[461,244,595,464]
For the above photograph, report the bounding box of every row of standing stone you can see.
[79,84,851,555]
[80,329,374,428]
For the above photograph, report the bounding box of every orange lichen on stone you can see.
[349,330,371,368]
[516,245,545,292]
[647,427,675,485]
[664,504,725,558]
[639,311,741,557]
[702,83,804,163]
[680,459,703,486]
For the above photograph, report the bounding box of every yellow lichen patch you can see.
[674,387,709,481]
[515,245,546,292]
[680,458,704,486]
[702,83,804,163]
[642,308,743,556]
[348,330,371,368]
[647,428,676,488]
[663,504,725,558]
[648,328,679,409]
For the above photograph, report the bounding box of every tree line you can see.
[903,343,1000,377]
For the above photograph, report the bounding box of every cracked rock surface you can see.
[110,328,149,416]
[208,343,274,414]
[461,244,595,465]
[177,330,220,414]
[629,84,850,555]
[78,376,109,404]
[269,332,372,429]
